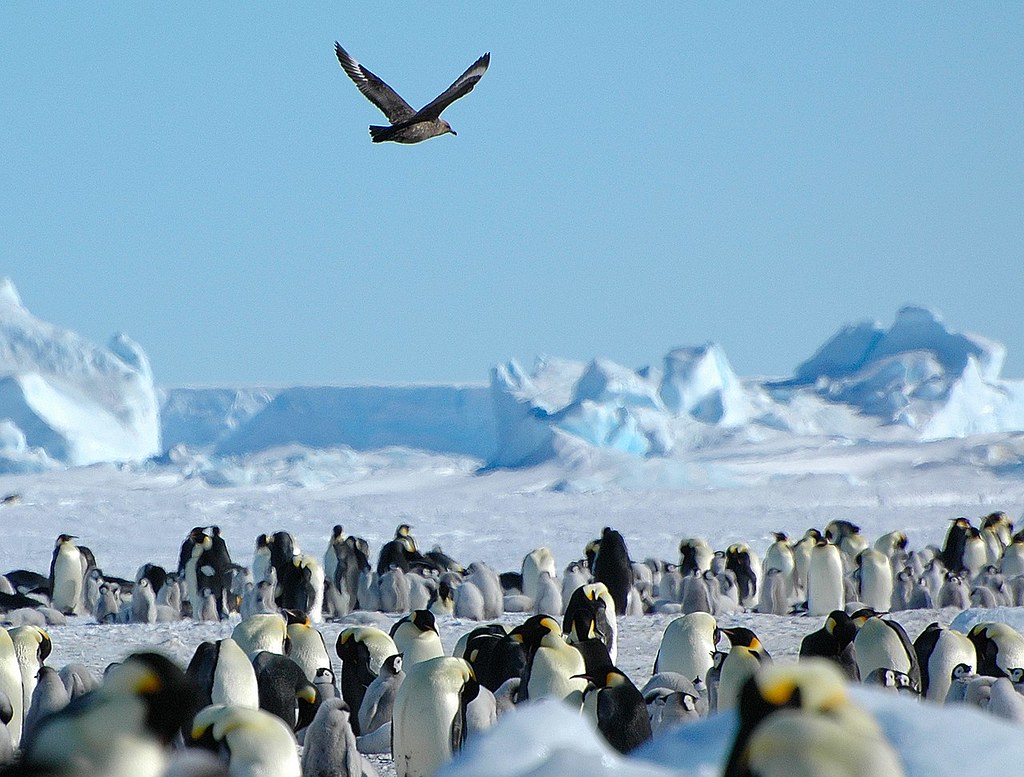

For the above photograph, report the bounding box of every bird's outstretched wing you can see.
[335,41,416,124]
[415,52,490,121]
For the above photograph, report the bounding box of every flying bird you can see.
[334,41,489,144]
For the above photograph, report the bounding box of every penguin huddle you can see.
[2,511,1024,774]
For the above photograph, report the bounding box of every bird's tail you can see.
[369,125,395,143]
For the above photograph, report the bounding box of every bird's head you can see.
[441,120,456,136]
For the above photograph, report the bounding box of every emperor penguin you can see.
[578,667,652,754]
[48,534,85,615]
[22,665,69,743]
[292,554,326,624]
[7,625,50,740]
[23,652,198,777]
[453,579,486,621]
[251,651,319,732]
[391,656,479,777]
[806,539,844,616]
[653,611,719,684]
[379,567,411,613]
[357,652,404,737]
[184,528,214,616]
[722,660,906,777]
[252,533,274,585]
[725,544,761,609]
[532,571,562,616]
[912,622,976,701]
[763,533,795,595]
[390,610,444,668]
[562,582,618,664]
[131,577,159,624]
[335,626,398,735]
[1000,537,1024,577]
[284,610,332,684]
[678,538,713,577]
[185,637,260,736]
[852,611,921,693]
[757,569,791,615]
[457,624,526,693]
[232,612,289,659]
[940,517,974,573]
[300,697,377,777]
[717,627,772,711]
[874,530,910,566]
[521,547,557,604]
[967,621,1024,678]
[510,614,587,706]
[791,528,823,594]
[983,511,1014,548]
[799,610,859,681]
[824,520,869,563]
[591,527,633,615]
[853,548,893,613]
[191,704,300,777]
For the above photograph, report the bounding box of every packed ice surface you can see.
[0,279,160,469]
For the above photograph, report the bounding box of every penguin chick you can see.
[301,698,377,777]
[967,622,1024,678]
[912,622,976,701]
[722,660,906,777]
[191,704,300,777]
[22,665,69,743]
[358,653,404,737]
[578,667,652,754]
[852,612,921,694]
[864,667,918,695]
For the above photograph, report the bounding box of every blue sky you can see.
[2,5,1021,386]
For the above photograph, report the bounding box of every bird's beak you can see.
[450,129,458,136]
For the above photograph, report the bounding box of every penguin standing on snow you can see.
[335,625,398,736]
[390,610,444,668]
[251,651,319,732]
[184,637,259,737]
[853,548,893,613]
[799,610,859,681]
[458,624,526,693]
[290,554,326,624]
[653,611,720,684]
[725,544,761,609]
[852,610,921,694]
[301,697,377,777]
[49,534,86,615]
[562,582,618,664]
[391,656,479,777]
[806,539,845,616]
[940,517,973,573]
[358,652,405,737]
[717,627,772,711]
[578,667,652,754]
[511,614,588,705]
[912,622,977,701]
[967,622,1024,678]
[8,625,50,740]
[678,538,713,576]
[591,527,633,615]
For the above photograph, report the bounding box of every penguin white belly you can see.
[392,657,470,777]
[717,648,762,710]
[528,645,587,706]
[855,621,910,678]
[0,630,23,746]
[807,546,844,616]
[858,553,894,613]
[926,631,975,702]
[52,547,83,614]
[398,632,444,668]
[212,639,259,709]
[1001,546,1024,577]
[654,613,716,683]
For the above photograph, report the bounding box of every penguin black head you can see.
[412,609,438,634]
[332,524,344,539]
[720,627,763,651]
[54,533,78,546]
[106,651,200,745]
[510,614,560,652]
[771,532,789,543]
[256,533,272,549]
[824,611,857,646]
[283,609,310,627]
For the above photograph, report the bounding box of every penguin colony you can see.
[0,514,1020,775]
